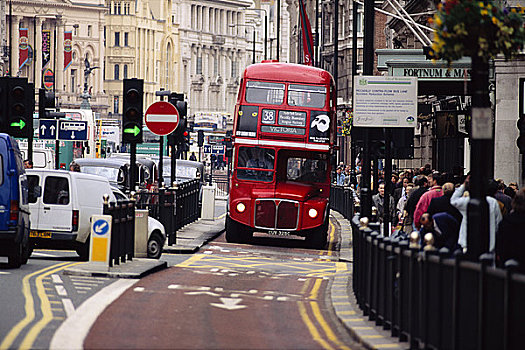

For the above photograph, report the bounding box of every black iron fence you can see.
[330,185,356,220]
[103,197,135,267]
[135,179,200,245]
[351,215,525,350]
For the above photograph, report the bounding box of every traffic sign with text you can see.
[145,101,180,136]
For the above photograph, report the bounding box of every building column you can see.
[56,18,64,94]
[97,23,104,96]
[11,16,21,75]
[34,17,43,88]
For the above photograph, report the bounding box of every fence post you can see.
[408,231,420,349]
[503,259,519,350]
[451,249,463,350]
[478,253,493,350]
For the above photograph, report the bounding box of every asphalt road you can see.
[84,221,362,350]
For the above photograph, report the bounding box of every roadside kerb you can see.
[331,210,403,350]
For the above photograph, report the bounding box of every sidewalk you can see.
[330,210,404,350]
[63,200,226,279]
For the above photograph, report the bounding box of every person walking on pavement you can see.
[335,167,345,186]
[451,176,502,252]
[189,152,197,161]
[405,175,429,231]
[427,182,463,224]
[372,182,396,226]
[496,188,525,271]
[414,172,444,229]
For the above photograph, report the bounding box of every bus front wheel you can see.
[226,215,252,244]
[306,220,328,249]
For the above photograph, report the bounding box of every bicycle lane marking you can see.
[0,262,73,350]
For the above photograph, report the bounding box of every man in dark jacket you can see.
[427,182,463,224]
[496,188,525,271]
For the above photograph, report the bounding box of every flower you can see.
[341,111,353,136]
[429,1,525,65]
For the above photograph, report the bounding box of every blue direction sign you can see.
[92,218,110,236]
[39,119,58,139]
[203,145,225,154]
[58,120,88,141]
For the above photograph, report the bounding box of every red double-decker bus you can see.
[226,61,336,248]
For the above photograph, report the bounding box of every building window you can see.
[74,25,78,36]
[124,32,128,46]
[196,55,202,75]
[231,59,237,78]
[123,64,128,79]
[114,96,119,114]
[214,55,218,76]
[87,25,92,37]
[114,64,120,80]
[70,69,76,93]
[117,2,121,15]
[356,4,363,33]
[115,32,120,46]
[104,26,106,47]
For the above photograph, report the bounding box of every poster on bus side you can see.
[353,76,418,128]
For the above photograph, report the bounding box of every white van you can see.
[26,169,116,259]
[19,147,55,169]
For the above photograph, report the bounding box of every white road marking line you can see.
[168,284,180,289]
[0,271,10,275]
[62,298,75,317]
[55,285,67,296]
[74,286,92,290]
[31,252,57,257]
[203,251,213,254]
[277,296,289,301]
[230,293,240,298]
[51,274,63,284]
[134,287,145,292]
[263,296,274,300]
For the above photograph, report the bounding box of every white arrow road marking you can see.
[210,298,247,311]
[94,222,108,234]
[62,298,75,317]
[185,291,220,297]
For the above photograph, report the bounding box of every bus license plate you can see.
[30,231,52,238]
[267,230,291,237]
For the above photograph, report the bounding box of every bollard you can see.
[409,231,420,249]
[423,233,435,251]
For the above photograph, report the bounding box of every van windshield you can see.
[80,166,120,183]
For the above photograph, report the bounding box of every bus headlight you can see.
[308,208,318,218]
[236,202,246,213]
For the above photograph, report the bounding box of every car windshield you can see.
[162,165,198,179]
[80,166,121,183]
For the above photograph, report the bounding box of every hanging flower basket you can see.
[428,1,525,64]
[342,110,353,136]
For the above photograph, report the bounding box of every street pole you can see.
[277,0,280,61]
[359,0,375,219]
[252,29,256,64]
[315,0,319,67]
[333,0,338,94]
[350,1,358,185]
[264,13,268,60]
[467,55,491,259]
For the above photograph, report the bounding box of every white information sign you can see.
[353,76,418,127]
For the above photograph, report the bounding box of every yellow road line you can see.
[215,213,226,220]
[309,279,323,300]
[0,262,71,350]
[297,301,334,350]
[175,254,208,267]
[310,301,352,350]
[326,220,336,256]
[19,262,81,349]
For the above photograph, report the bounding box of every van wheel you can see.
[21,241,32,265]
[226,215,252,244]
[8,242,23,268]
[147,232,164,259]
[76,239,90,261]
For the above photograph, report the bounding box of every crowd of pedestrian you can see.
[333,162,525,270]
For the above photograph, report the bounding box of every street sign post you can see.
[39,119,58,139]
[144,101,180,136]
[58,120,88,140]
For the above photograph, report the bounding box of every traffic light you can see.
[6,78,33,138]
[38,88,55,118]
[183,129,190,152]
[197,130,204,147]
[518,117,525,154]
[168,92,188,146]
[122,78,144,143]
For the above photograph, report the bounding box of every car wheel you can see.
[147,232,164,259]
[76,238,90,261]
[8,241,23,268]
[225,215,252,244]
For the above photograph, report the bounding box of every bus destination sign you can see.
[278,111,307,127]
[261,125,306,135]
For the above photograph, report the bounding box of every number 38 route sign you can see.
[144,101,180,136]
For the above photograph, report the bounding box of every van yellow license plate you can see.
[30,231,52,238]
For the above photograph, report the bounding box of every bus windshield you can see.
[287,84,326,108]
[245,81,285,105]
[285,156,327,183]
[236,146,275,182]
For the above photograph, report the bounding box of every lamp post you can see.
[244,8,267,60]
[230,24,256,64]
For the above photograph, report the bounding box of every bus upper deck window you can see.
[245,81,285,105]
[287,84,326,108]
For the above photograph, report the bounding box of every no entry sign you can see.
[144,101,179,136]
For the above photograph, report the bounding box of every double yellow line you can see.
[0,262,81,350]
[298,275,351,350]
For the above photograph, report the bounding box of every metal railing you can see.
[135,179,200,245]
[103,196,135,267]
[330,185,356,220]
[351,215,525,350]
